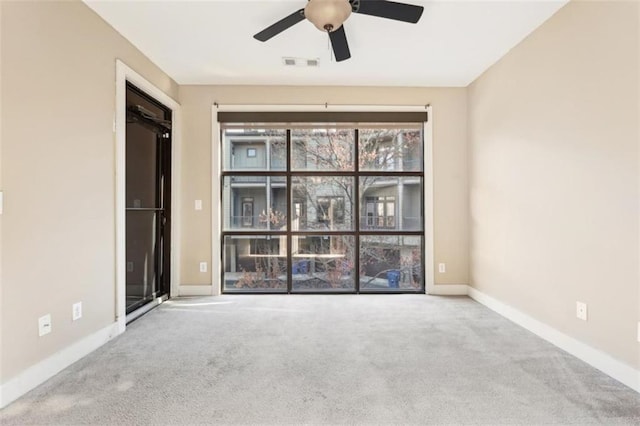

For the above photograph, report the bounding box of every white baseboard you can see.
[0,321,122,409]
[428,284,469,296]
[467,286,640,393]
[178,285,213,296]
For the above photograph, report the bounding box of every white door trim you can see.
[115,60,181,330]
[211,108,222,295]
[211,104,434,295]
[423,106,435,294]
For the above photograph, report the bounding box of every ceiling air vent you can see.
[283,57,320,67]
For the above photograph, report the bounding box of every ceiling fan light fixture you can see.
[304,0,352,32]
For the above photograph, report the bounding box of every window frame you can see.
[215,111,432,296]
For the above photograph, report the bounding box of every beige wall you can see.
[0,0,178,382]
[179,86,469,288]
[468,0,639,369]
[0,1,4,381]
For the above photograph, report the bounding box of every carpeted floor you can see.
[1,295,639,425]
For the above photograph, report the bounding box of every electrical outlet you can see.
[126,262,134,272]
[72,302,82,321]
[438,263,446,273]
[199,262,207,273]
[38,314,52,336]
[195,200,203,211]
[576,301,588,321]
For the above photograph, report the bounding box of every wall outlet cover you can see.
[576,301,588,321]
[38,314,52,336]
[438,263,446,273]
[199,262,207,273]
[72,302,82,321]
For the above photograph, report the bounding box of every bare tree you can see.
[290,128,422,289]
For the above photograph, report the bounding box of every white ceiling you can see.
[85,0,567,87]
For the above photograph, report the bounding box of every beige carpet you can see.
[1,295,639,425]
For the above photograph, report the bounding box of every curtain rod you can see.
[213,103,431,112]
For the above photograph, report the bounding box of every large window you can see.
[221,119,425,293]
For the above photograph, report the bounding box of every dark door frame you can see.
[115,61,181,330]
[124,82,172,315]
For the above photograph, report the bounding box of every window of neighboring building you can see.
[365,196,395,228]
[317,196,345,225]
[241,198,253,227]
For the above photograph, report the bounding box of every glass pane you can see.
[224,236,287,292]
[292,176,354,231]
[359,176,422,231]
[223,128,286,171]
[292,128,354,171]
[223,176,287,231]
[126,211,158,310]
[360,235,423,291]
[359,128,423,172]
[126,122,158,209]
[292,235,355,292]
[270,139,287,171]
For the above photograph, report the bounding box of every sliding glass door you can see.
[221,119,425,294]
[125,83,172,312]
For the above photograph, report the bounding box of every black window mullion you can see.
[286,129,292,294]
[357,231,423,236]
[354,128,360,293]
[288,231,357,236]
[223,171,291,176]
[222,231,289,237]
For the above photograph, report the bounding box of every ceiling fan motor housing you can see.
[305,0,352,32]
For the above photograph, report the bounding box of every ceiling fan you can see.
[253,0,424,62]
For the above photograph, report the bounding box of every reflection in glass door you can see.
[125,83,172,314]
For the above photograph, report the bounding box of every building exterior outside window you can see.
[221,122,425,293]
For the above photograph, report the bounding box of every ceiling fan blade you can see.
[253,9,306,42]
[329,25,351,62]
[354,0,424,23]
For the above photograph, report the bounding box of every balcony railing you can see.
[229,216,260,228]
[361,216,396,229]
[359,216,422,230]
[228,216,421,230]
[401,217,422,231]
[231,176,266,184]
[230,176,286,185]
[228,214,287,229]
